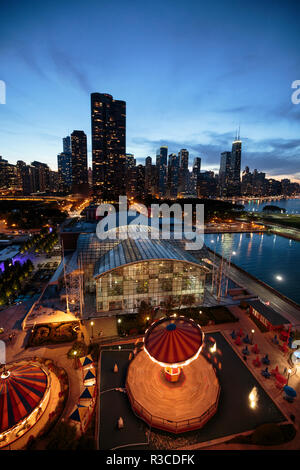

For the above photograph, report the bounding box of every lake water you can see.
[205,232,300,305]
[242,197,300,214]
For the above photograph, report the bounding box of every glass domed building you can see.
[43,216,211,317]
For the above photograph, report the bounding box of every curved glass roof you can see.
[94,238,203,278]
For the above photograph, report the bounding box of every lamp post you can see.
[90,321,94,339]
[287,368,292,385]
[73,350,77,369]
[251,329,255,345]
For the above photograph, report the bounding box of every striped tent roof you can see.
[84,369,96,381]
[80,386,96,400]
[144,317,204,367]
[0,363,47,433]
[79,355,94,367]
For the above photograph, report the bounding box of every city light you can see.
[249,387,258,409]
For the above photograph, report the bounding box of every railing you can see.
[125,363,220,434]
[95,334,144,345]
[206,247,300,311]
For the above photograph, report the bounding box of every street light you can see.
[249,387,258,409]
[251,329,255,344]
[287,368,292,385]
[73,350,77,369]
[90,321,94,338]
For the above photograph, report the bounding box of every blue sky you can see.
[0,0,299,181]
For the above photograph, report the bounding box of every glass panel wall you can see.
[96,260,206,313]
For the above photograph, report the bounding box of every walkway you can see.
[196,249,300,325]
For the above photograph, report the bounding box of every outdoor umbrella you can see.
[275,373,287,385]
[283,386,297,398]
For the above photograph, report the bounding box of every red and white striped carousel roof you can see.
[144,316,204,367]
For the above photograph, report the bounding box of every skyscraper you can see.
[71,130,88,195]
[91,92,126,201]
[192,157,201,195]
[145,156,152,194]
[57,152,72,193]
[167,153,179,198]
[219,151,232,196]
[178,149,189,194]
[230,130,242,196]
[156,146,168,197]
[63,136,72,155]
[31,161,50,193]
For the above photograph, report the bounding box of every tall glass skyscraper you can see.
[156,146,168,197]
[71,130,88,195]
[167,153,179,198]
[91,92,126,201]
[231,136,242,195]
[57,152,72,193]
[178,149,189,194]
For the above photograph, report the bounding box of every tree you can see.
[181,294,196,314]
[263,205,285,213]
[46,421,78,450]
[137,300,153,325]
[163,296,177,317]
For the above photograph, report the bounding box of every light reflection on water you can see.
[204,232,300,305]
[243,197,300,214]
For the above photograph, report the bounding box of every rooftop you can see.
[0,245,21,262]
[247,299,289,326]
[94,237,204,278]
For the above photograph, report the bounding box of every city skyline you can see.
[0,0,299,182]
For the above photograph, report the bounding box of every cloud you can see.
[49,48,91,94]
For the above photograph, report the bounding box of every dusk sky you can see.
[1,0,300,181]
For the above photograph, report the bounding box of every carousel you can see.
[126,316,220,433]
[0,362,51,448]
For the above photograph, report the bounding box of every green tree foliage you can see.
[262,205,286,213]
[46,421,78,450]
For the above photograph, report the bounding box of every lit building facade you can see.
[71,130,89,195]
[93,239,206,313]
[91,92,126,201]
[56,220,210,317]
[57,152,72,193]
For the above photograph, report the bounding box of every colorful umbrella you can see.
[283,386,297,398]
[0,363,47,433]
[275,373,287,385]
